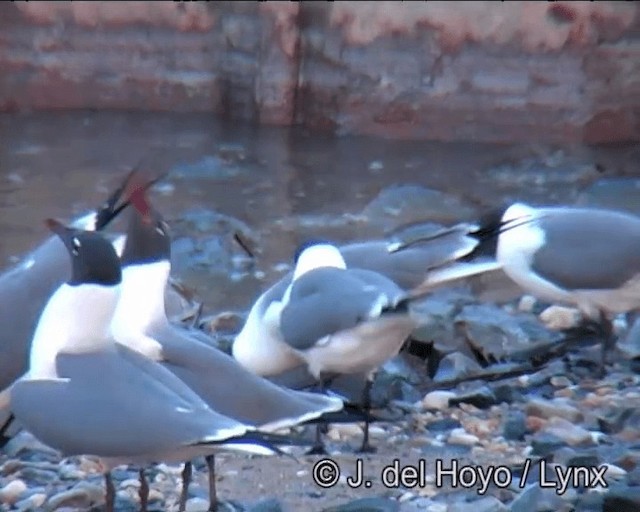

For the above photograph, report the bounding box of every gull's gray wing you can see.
[0,232,125,393]
[150,324,343,429]
[279,267,404,351]
[267,367,369,405]
[0,237,70,392]
[532,208,640,291]
[241,231,479,315]
[250,277,291,318]
[341,232,478,290]
[11,344,246,458]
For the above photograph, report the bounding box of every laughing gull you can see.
[235,224,501,379]
[234,239,421,453]
[108,180,344,509]
[389,202,640,376]
[0,172,145,440]
[0,169,160,394]
[10,219,288,512]
[234,224,500,386]
[232,223,501,451]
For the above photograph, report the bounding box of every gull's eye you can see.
[156,221,170,236]
[72,237,81,255]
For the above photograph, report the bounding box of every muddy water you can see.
[1,111,639,313]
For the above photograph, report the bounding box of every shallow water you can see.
[1,111,639,312]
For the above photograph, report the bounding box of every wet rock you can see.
[361,184,477,230]
[574,492,605,512]
[58,463,86,480]
[433,352,484,382]
[174,208,251,237]
[550,376,573,388]
[625,465,640,486]
[17,467,59,485]
[47,482,104,509]
[553,447,600,468]
[454,304,561,363]
[169,208,257,276]
[530,433,568,456]
[247,498,285,512]
[525,398,583,423]
[147,488,164,503]
[464,417,500,440]
[172,155,244,180]
[448,428,480,446]
[380,354,427,386]
[422,504,447,512]
[517,295,537,313]
[509,485,573,512]
[613,450,640,473]
[602,487,640,512]
[165,278,199,311]
[2,432,59,460]
[0,479,27,505]
[539,305,582,331]
[603,463,628,482]
[426,418,462,433]
[185,497,210,512]
[526,415,547,432]
[372,354,427,405]
[539,417,594,447]
[503,411,528,441]
[15,492,46,511]
[327,424,363,441]
[577,178,640,217]
[449,386,499,409]
[323,497,400,512]
[613,316,628,336]
[449,496,508,512]
[421,391,456,411]
[618,317,640,359]
[204,311,245,334]
[171,236,232,273]
[485,155,596,191]
[409,289,474,353]
[495,384,521,404]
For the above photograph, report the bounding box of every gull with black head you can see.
[0,170,154,445]
[388,201,640,377]
[10,219,282,512]
[108,177,344,509]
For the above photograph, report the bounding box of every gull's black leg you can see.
[178,461,192,512]
[105,472,115,512]
[206,455,217,512]
[138,468,149,512]
[357,377,376,453]
[306,377,329,455]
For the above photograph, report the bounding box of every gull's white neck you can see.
[110,261,170,355]
[29,283,121,379]
[283,245,346,304]
[292,245,346,281]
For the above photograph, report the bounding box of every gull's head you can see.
[119,181,171,268]
[46,218,121,287]
[292,239,346,280]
